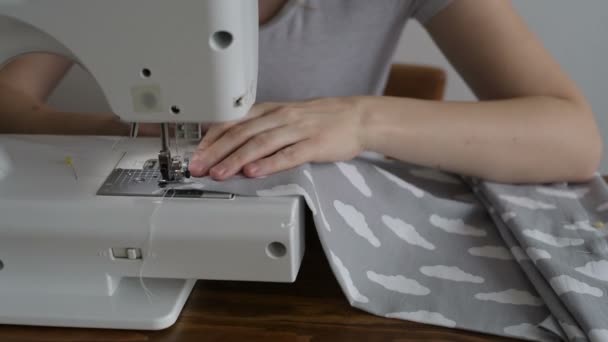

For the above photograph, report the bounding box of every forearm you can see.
[360,96,602,183]
[0,83,129,136]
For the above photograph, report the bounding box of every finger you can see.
[195,102,283,152]
[189,124,233,177]
[189,109,294,177]
[243,140,317,178]
[248,102,283,118]
[195,123,232,151]
[209,125,310,180]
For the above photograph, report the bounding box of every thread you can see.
[138,186,170,302]
[64,156,78,180]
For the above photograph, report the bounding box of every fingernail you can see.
[189,160,205,172]
[211,166,226,178]
[246,164,259,176]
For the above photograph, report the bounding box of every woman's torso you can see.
[256,0,449,102]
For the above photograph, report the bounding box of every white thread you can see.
[138,189,170,302]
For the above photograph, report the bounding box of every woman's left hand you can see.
[188,97,367,180]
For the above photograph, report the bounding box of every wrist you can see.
[357,96,395,153]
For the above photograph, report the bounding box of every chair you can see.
[384,64,447,100]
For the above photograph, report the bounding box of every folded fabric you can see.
[469,176,608,342]
[181,155,608,342]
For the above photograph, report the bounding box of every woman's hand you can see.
[188,97,367,180]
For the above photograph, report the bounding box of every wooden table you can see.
[0,216,522,342]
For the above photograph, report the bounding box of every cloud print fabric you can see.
[188,155,608,342]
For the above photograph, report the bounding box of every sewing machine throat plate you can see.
[97,168,234,199]
[97,168,168,197]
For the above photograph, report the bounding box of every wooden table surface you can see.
[0,217,522,342]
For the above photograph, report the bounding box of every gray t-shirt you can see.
[258,0,453,102]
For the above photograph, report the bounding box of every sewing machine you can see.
[0,1,305,330]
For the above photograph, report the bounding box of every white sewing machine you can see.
[0,1,305,330]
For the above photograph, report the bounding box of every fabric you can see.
[258,0,453,102]
[473,177,608,342]
[180,155,608,342]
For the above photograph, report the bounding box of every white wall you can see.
[49,0,608,170]
[394,0,608,172]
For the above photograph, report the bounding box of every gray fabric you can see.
[179,156,608,341]
[471,177,608,342]
[258,0,453,102]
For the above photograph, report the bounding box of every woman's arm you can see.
[364,0,602,183]
[190,0,602,184]
[0,53,132,136]
[365,0,601,182]
[361,95,599,183]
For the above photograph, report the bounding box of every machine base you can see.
[0,278,196,330]
[0,135,305,330]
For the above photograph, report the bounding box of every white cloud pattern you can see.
[367,271,430,296]
[430,215,487,237]
[575,260,608,282]
[468,246,513,260]
[526,248,552,263]
[386,311,456,328]
[501,212,517,222]
[382,215,435,250]
[475,289,543,306]
[374,166,424,198]
[564,221,598,232]
[536,187,588,199]
[329,251,369,303]
[303,170,332,231]
[334,200,381,247]
[420,265,484,284]
[523,229,585,247]
[337,162,372,197]
[499,195,556,210]
[590,329,608,342]
[550,275,603,297]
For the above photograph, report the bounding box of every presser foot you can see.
[157,151,190,187]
